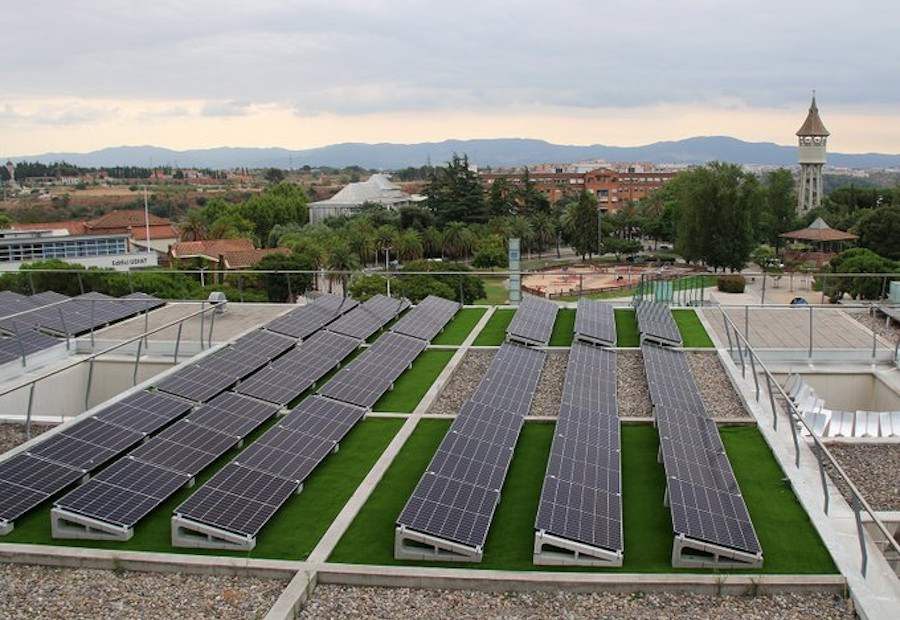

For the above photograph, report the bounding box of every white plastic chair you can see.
[839,411,855,437]
[828,411,850,437]
[783,374,800,396]
[890,411,900,437]
[812,409,832,436]
[878,411,893,438]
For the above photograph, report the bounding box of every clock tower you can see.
[796,95,829,214]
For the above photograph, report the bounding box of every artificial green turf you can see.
[430,307,487,345]
[720,426,836,574]
[672,309,715,348]
[329,423,836,574]
[472,308,516,345]
[614,308,640,346]
[548,308,575,346]
[4,417,403,561]
[373,350,455,413]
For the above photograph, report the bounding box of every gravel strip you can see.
[824,443,900,511]
[0,565,288,620]
[528,351,568,416]
[297,585,852,620]
[0,422,55,455]
[427,350,495,416]
[686,352,751,419]
[617,351,652,418]
[849,310,900,345]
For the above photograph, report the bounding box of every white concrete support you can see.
[394,525,483,562]
[170,515,255,551]
[51,508,134,542]
[533,530,623,567]
[671,534,764,569]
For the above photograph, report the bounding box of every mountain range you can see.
[8,137,900,170]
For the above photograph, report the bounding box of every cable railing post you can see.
[208,305,216,348]
[788,405,801,468]
[173,321,184,365]
[85,358,95,410]
[143,299,150,348]
[77,272,84,295]
[854,494,869,578]
[25,383,36,441]
[815,441,830,515]
[14,322,27,367]
[748,345,760,401]
[735,330,746,377]
[199,301,205,351]
[744,305,749,340]
[286,272,292,303]
[765,372,778,431]
[57,305,70,351]
[89,299,96,351]
[722,311,734,357]
[133,336,143,386]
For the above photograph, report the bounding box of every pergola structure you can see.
[780,217,858,267]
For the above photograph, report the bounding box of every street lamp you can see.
[597,204,603,261]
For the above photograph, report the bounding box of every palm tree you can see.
[180,208,207,241]
[325,241,360,297]
[442,222,467,260]
[530,212,556,259]
[506,216,534,257]
[397,229,424,262]
[422,226,443,259]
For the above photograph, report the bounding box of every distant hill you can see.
[7,137,900,170]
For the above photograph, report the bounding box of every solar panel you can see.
[642,344,762,561]
[94,390,193,435]
[470,343,546,416]
[170,395,367,546]
[391,295,459,341]
[327,295,409,340]
[0,453,86,524]
[235,331,360,405]
[635,300,682,347]
[186,392,279,438]
[574,298,617,347]
[28,434,120,471]
[174,463,298,537]
[54,458,191,528]
[317,332,427,408]
[534,339,623,560]
[0,329,62,364]
[154,364,238,402]
[264,294,358,339]
[230,329,296,360]
[397,344,542,555]
[506,296,559,346]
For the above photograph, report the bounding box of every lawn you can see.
[475,277,509,305]
[373,350,455,413]
[673,309,715,348]
[548,308,575,346]
[472,308,516,345]
[614,308,640,346]
[4,417,404,561]
[330,423,836,574]
[430,307,487,345]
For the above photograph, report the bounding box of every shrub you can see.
[717,274,746,293]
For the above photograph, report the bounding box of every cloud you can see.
[200,100,253,117]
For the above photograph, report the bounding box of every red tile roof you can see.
[169,239,290,269]
[11,221,87,235]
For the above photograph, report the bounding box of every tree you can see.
[487,177,516,218]
[180,208,207,241]
[254,252,316,302]
[857,206,900,260]
[425,154,487,224]
[675,162,761,271]
[529,212,556,259]
[565,191,600,260]
[348,273,388,300]
[396,229,424,262]
[760,168,797,250]
[324,241,360,296]
[818,247,897,301]
[239,182,308,245]
[265,168,285,184]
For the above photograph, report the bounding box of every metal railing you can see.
[717,305,900,578]
[0,301,222,440]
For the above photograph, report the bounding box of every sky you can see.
[2,1,898,156]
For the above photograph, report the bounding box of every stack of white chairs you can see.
[783,373,900,438]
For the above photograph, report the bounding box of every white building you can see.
[308,174,424,224]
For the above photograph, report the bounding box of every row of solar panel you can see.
[54,392,282,529]
[172,296,459,541]
[0,290,164,337]
[0,293,358,531]
[48,294,374,532]
[574,298,617,347]
[507,297,558,346]
[641,342,762,556]
[536,341,623,554]
[397,342,546,550]
[0,329,63,366]
[635,300,682,347]
[0,390,193,527]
